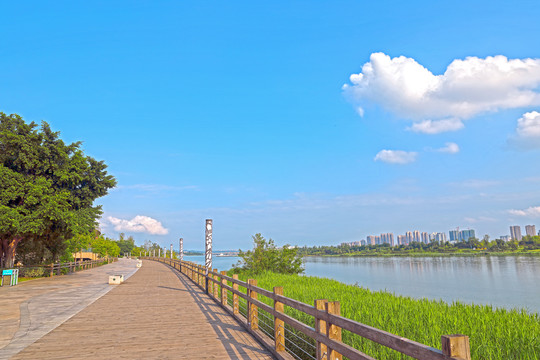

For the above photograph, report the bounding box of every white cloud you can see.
[464,216,496,223]
[508,111,540,149]
[344,53,540,132]
[374,150,417,164]
[450,179,500,188]
[108,215,169,235]
[408,118,464,134]
[437,142,460,154]
[516,111,540,138]
[508,206,540,217]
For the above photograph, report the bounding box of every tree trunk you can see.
[1,237,22,268]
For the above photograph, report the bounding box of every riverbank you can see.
[230,270,539,359]
[303,249,540,257]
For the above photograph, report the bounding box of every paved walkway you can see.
[0,258,140,359]
[2,260,275,360]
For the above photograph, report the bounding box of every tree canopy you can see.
[0,113,116,267]
[116,233,136,256]
[233,233,304,275]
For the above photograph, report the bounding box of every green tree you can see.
[233,233,304,274]
[115,233,135,255]
[130,246,145,257]
[0,113,116,267]
[91,235,120,257]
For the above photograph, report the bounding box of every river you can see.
[184,255,540,314]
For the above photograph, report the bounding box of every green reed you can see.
[230,271,540,359]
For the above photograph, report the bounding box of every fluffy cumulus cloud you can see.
[508,111,540,149]
[508,206,540,217]
[108,215,169,235]
[374,150,417,164]
[343,53,540,133]
[436,142,460,154]
[516,111,540,137]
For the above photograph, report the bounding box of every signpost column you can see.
[179,237,184,272]
[205,219,212,294]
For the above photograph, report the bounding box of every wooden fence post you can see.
[200,265,204,287]
[247,279,258,330]
[233,274,239,315]
[213,269,219,299]
[221,271,228,306]
[441,335,471,360]
[50,263,54,277]
[326,301,342,360]
[315,299,328,360]
[274,287,285,352]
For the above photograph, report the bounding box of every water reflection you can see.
[181,255,539,313]
[304,256,540,314]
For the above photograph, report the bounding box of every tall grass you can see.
[230,271,540,359]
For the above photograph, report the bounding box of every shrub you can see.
[232,233,304,275]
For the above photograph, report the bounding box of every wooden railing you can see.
[145,257,471,360]
[2,258,116,278]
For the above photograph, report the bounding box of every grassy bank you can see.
[229,271,540,359]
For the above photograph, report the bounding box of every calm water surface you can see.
[186,255,540,314]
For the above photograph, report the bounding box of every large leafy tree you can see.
[0,113,116,267]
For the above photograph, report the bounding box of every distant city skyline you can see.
[342,223,537,248]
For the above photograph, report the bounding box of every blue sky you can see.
[2,1,540,250]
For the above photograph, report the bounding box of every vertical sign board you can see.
[205,219,213,293]
[179,238,183,261]
[170,244,173,259]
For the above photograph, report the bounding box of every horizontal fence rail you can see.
[144,256,471,360]
[1,258,116,279]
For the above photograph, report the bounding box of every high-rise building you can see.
[500,235,511,242]
[366,235,376,245]
[435,232,447,242]
[380,233,394,246]
[405,231,413,244]
[449,230,459,242]
[397,235,406,245]
[421,232,429,244]
[413,230,421,243]
[510,226,522,241]
[459,229,476,241]
[525,225,536,237]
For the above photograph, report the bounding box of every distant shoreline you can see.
[303,251,540,258]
